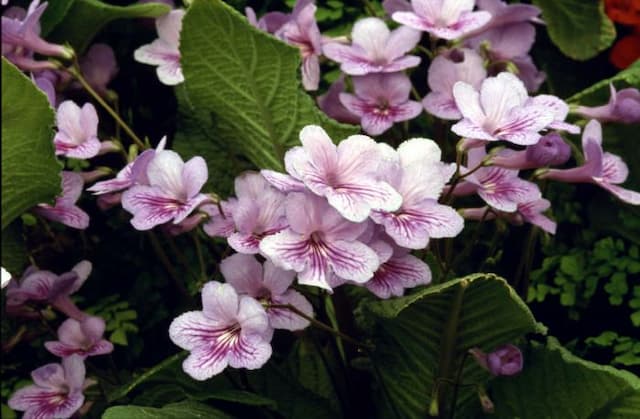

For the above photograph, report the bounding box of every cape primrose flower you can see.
[121,148,209,230]
[8,355,92,418]
[540,120,640,205]
[34,172,90,230]
[451,72,555,146]
[391,0,492,40]
[169,282,273,380]
[323,17,421,76]
[53,101,102,159]
[45,316,114,359]
[134,9,185,85]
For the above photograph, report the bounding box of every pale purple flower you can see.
[540,120,640,205]
[163,212,207,236]
[488,132,571,170]
[226,172,288,254]
[364,233,432,298]
[462,198,557,234]
[575,84,640,125]
[134,9,184,85]
[53,101,101,159]
[371,138,463,249]
[451,72,555,145]
[323,17,421,76]
[169,282,273,381]
[5,261,91,321]
[45,316,114,358]
[245,7,289,33]
[33,73,56,107]
[469,344,523,376]
[340,72,423,136]
[527,94,580,134]
[383,0,412,15]
[202,200,237,238]
[451,147,541,212]
[77,43,119,96]
[121,149,210,230]
[221,253,313,331]
[260,192,380,290]
[474,0,541,29]
[423,48,487,120]
[279,125,402,222]
[510,55,545,93]
[317,75,360,125]
[87,137,166,195]
[8,355,89,419]
[392,0,491,40]
[2,1,73,68]
[274,0,322,90]
[34,172,90,230]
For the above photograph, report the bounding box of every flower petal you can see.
[220,254,264,296]
[366,252,431,298]
[269,290,313,330]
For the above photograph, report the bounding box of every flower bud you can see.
[525,132,571,167]
[487,344,523,376]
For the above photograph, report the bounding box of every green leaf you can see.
[364,274,545,418]
[533,0,616,61]
[47,0,171,52]
[490,338,640,418]
[102,401,233,419]
[1,58,61,230]
[178,0,358,172]
[568,60,640,104]
[1,221,27,275]
[40,0,76,36]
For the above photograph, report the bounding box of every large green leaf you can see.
[490,338,640,418]
[178,0,358,172]
[102,401,233,419]
[364,274,545,419]
[533,0,616,61]
[1,222,27,275]
[40,0,76,36]
[568,60,640,105]
[1,58,61,230]
[47,0,171,52]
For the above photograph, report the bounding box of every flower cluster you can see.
[5,262,113,418]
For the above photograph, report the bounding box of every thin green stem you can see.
[147,232,189,299]
[448,351,470,419]
[67,65,146,150]
[514,226,538,298]
[192,232,207,281]
[268,303,373,351]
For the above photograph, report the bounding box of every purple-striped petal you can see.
[269,290,313,330]
[366,252,431,298]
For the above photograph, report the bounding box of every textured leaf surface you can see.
[490,338,640,418]
[1,222,27,275]
[533,0,616,61]
[1,58,60,230]
[365,274,544,418]
[40,0,76,36]
[102,401,232,419]
[178,0,358,172]
[48,0,171,52]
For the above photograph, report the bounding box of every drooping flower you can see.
[340,72,423,136]
[323,17,421,76]
[423,48,487,120]
[245,7,289,33]
[260,192,380,290]
[526,94,580,134]
[488,132,571,170]
[121,149,210,230]
[77,43,119,96]
[451,72,555,146]
[274,0,322,90]
[201,200,238,238]
[370,138,463,249]
[469,344,523,376]
[225,172,288,254]
[34,172,90,230]
[169,282,273,380]
[87,137,166,196]
[134,9,184,85]
[382,0,412,16]
[5,261,91,320]
[461,198,557,234]
[53,101,102,159]
[273,126,402,222]
[391,0,492,40]
[575,84,640,124]
[33,73,56,107]
[8,355,91,419]
[451,147,541,212]
[45,316,114,358]
[363,232,432,298]
[539,120,640,205]
[2,1,73,71]
[220,253,313,331]
[317,75,360,125]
